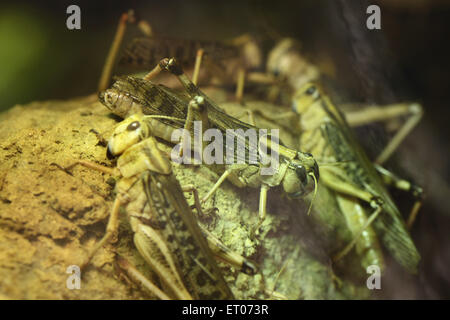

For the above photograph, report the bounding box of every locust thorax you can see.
[282,152,319,198]
[292,82,327,131]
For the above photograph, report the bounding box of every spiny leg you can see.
[235,68,246,104]
[157,58,210,130]
[82,195,123,269]
[182,184,259,275]
[344,103,423,165]
[182,96,209,163]
[159,57,207,99]
[116,255,171,300]
[320,168,384,262]
[320,167,377,204]
[181,184,203,216]
[198,224,258,276]
[54,160,118,176]
[192,49,204,86]
[144,58,210,160]
[201,168,233,204]
[333,201,383,263]
[334,195,385,271]
[98,10,153,91]
[251,184,270,237]
[374,164,424,229]
[133,224,193,300]
[376,103,423,165]
[265,258,290,300]
[344,103,417,127]
[143,60,164,81]
[98,12,130,91]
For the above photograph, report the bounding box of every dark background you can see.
[0,0,449,299]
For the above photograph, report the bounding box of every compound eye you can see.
[105,92,115,104]
[305,86,316,95]
[127,121,141,131]
[295,165,307,184]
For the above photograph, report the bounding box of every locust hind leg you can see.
[198,224,259,276]
[332,199,383,264]
[374,164,424,229]
[98,10,153,91]
[235,68,246,104]
[264,258,290,300]
[332,195,385,271]
[133,223,193,300]
[344,103,423,165]
[192,49,204,86]
[182,184,259,276]
[116,255,171,300]
[320,167,384,264]
[80,195,124,270]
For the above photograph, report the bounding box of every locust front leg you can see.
[182,96,209,164]
[201,166,270,237]
[251,184,270,237]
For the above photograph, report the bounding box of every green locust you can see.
[292,82,421,273]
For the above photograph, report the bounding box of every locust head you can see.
[292,82,321,112]
[106,114,171,177]
[282,151,319,198]
[99,83,139,119]
[291,82,327,131]
[107,114,151,158]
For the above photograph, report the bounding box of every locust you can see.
[291,82,423,273]
[98,9,268,99]
[98,57,319,234]
[56,113,269,299]
[263,37,424,167]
